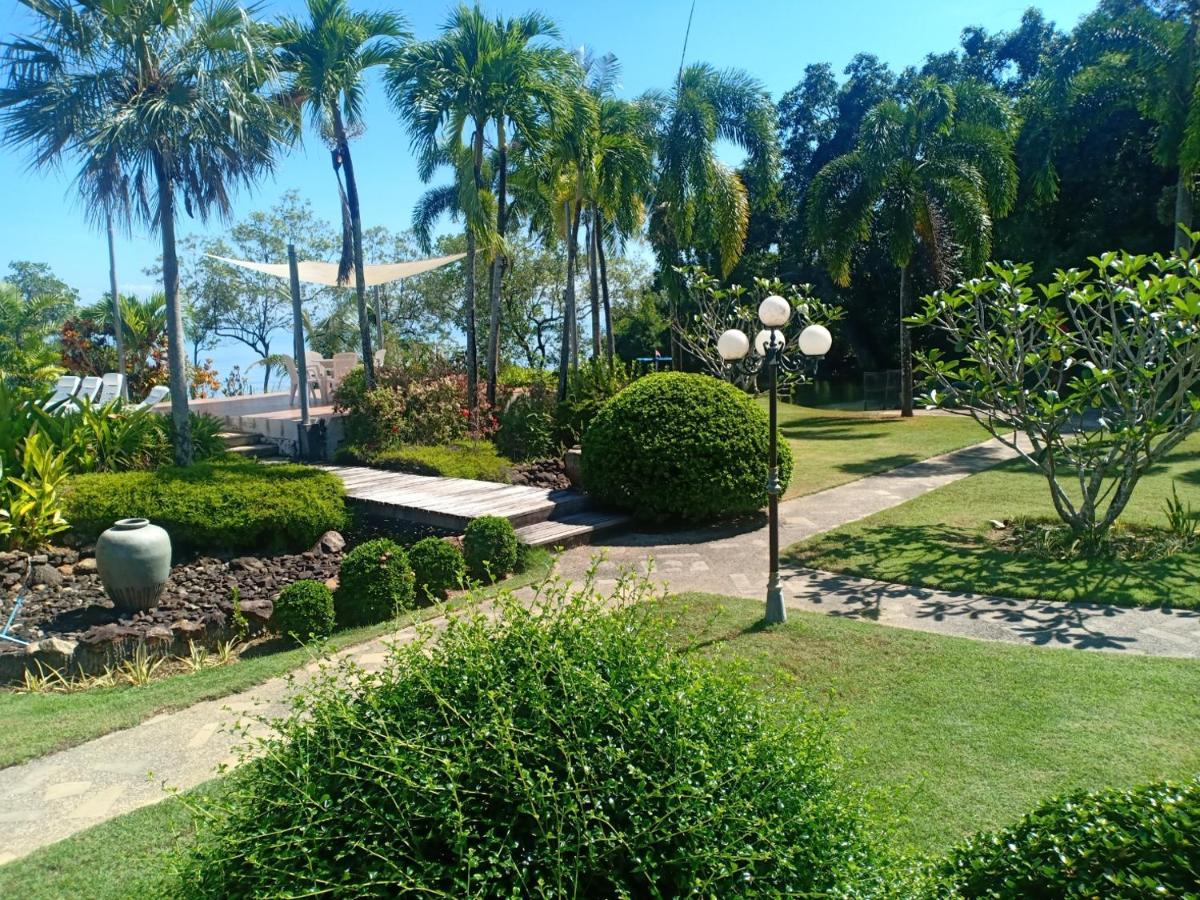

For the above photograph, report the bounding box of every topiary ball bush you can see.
[334,538,415,627]
[273,580,335,644]
[462,515,519,583]
[409,537,466,601]
[941,776,1200,896]
[581,372,793,524]
[181,589,887,897]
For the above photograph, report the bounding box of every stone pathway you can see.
[4,434,1199,864]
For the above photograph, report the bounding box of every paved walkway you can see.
[3,435,1199,864]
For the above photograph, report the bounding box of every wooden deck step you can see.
[514,510,633,549]
[227,442,279,459]
[218,431,264,448]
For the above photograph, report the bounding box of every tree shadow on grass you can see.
[834,454,924,476]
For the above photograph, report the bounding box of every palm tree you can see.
[645,62,778,361]
[808,77,1017,416]
[1,0,290,464]
[274,0,408,389]
[389,5,571,409]
[0,282,65,383]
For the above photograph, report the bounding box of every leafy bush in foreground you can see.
[272,580,335,644]
[181,581,884,897]
[462,515,518,583]
[941,777,1200,897]
[334,538,415,626]
[63,461,346,554]
[582,371,793,524]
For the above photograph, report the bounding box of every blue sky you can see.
[1,0,1096,305]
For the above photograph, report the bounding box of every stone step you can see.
[226,443,278,460]
[515,510,632,549]
[218,431,264,449]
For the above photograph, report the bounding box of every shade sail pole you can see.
[288,244,310,428]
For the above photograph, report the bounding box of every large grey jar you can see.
[95,518,172,612]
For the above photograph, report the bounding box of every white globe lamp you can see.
[757,294,791,328]
[717,328,750,362]
[754,328,785,356]
[797,324,833,359]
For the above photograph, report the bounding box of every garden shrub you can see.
[181,584,885,897]
[555,357,633,447]
[941,777,1200,897]
[462,515,518,583]
[334,538,415,626]
[63,461,346,554]
[272,580,335,644]
[582,371,793,524]
[496,379,557,461]
[334,441,512,482]
[408,536,465,601]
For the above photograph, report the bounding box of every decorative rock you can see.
[27,636,76,670]
[171,620,205,641]
[74,557,98,574]
[144,625,173,644]
[32,565,63,588]
[239,599,274,628]
[314,530,346,556]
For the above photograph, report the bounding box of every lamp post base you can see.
[765,571,786,625]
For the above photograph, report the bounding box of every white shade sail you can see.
[207,252,466,287]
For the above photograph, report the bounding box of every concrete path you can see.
[3,434,1199,865]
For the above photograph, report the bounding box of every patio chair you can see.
[58,376,101,414]
[131,384,169,412]
[272,355,325,408]
[373,348,386,369]
[304,351,332,403]
[330,352,359,390]
[43,375,80,412]
[98,372,125,405]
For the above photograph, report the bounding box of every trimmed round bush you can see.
[63,461,346,554]
[941,777,1200,896]
[334,538,415,626]
[409,536,466,601]
[581,372,793,524]
[462,515,518,583]
[182,590,883,896]
[273,580,335,644]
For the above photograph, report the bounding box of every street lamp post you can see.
[718,297,832,624]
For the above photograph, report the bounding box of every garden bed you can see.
[0,532,345,683]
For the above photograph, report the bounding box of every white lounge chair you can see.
[58,376,101,414]
[98,372,125,405]
[43,375,80,412]
[131,385,169,411]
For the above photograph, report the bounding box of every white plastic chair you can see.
[43,375,80,412]
[330,352,359,390]
[131,385,169,411]
[271,355,325,408]
[304,351,332,403]
[98,372,125,404]
[59,376,101,414]
[373,348,386,369]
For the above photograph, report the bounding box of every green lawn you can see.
[5,592,1197,894]
[786,433,1200,607]
[0,548,552,769]
[763,402,988,499]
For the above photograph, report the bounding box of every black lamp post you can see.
[718,297,832,624]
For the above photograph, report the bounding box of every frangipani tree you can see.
[912,246,1200,547]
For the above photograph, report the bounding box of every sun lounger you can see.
[98,372,125,404]
[43,375,80,412]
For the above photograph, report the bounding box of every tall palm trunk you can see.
[333,107,374,387]
[152,149,191,465]
[899,264,914,418]
[587,205,601,358]
[558,201,583,401]
[1177,15,1199,251]
[596,209,614,364]
[486,116,508,408]
[464,123,487,417]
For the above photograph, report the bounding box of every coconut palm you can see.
[389,5,572,409]
[273,0,408,389]
[645,64,778,306]
[808,77,1017,416]
[0,282,65,384]
[0,0,290,464]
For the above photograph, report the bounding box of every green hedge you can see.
[409,537,466,601]
[463,515,519,583]
[273,580,335,644]
[63,461,346,555]
[334,441,512,483]
[941,777,1200,896]
[334,538,416,626]
[581,372,793,524]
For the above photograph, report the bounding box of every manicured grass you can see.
[762,402,988,499]
[668,594,1200,853]
[337,440,514,482]
[786,433,1200,607]
[6,591,1198,895]
[0,548,552,769]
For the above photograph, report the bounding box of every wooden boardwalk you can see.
[321,464,630,548]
